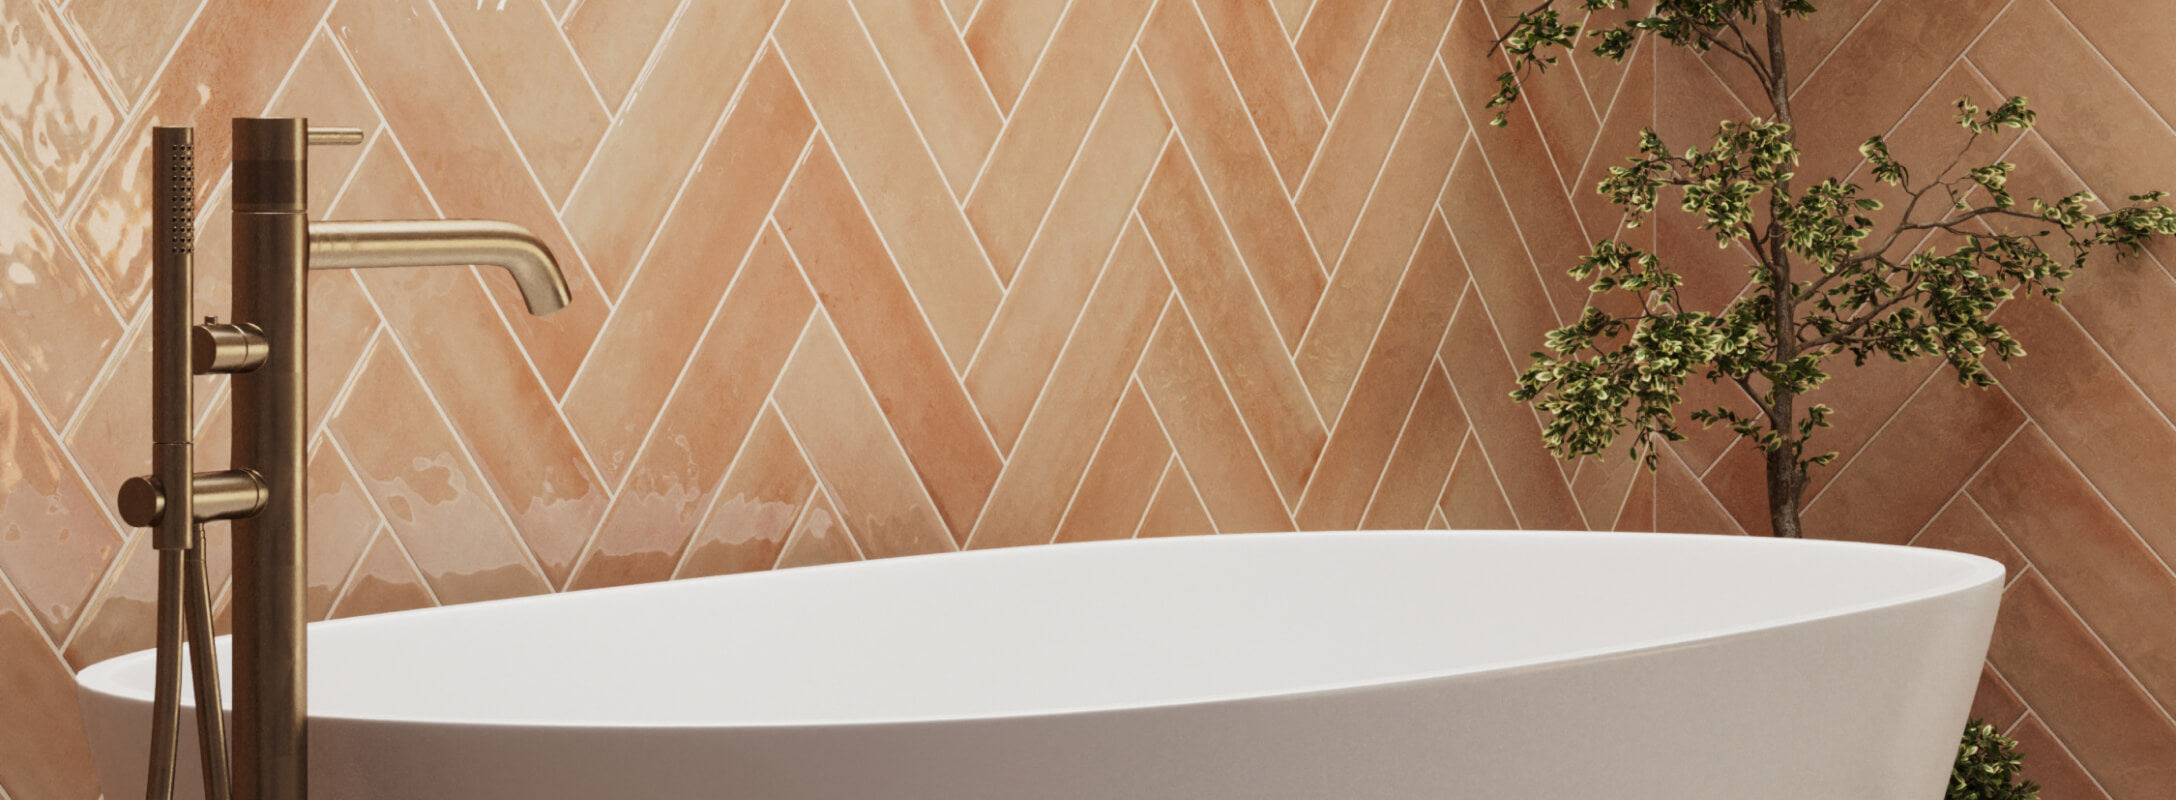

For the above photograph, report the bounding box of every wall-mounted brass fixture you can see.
[117,118,572,800]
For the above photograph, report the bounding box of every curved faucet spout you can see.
[308,219,571,315]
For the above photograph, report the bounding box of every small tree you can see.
[1487,0,2176,537]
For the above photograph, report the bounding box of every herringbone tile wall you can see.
[0,0,2168,797]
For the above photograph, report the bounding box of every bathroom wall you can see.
[2,0,2170,798]
[0,0,1492,795]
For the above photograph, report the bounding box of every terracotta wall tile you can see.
[62,531,153,671]
[0,145,122,423]
[1989,573,2176,798]
[306,441,386,622]
[1788,0,2006,180]
[331,0,608,394]
[1136,459,1218,538]
[559,0,782,299]
[562,53,813,480]
[0,582,100,800]
[560,0,679,111]
[1296,216,1464,530]
[0,0,118,204]
[777,142,1003,541]
[677,408,818,581]
[2055,0,2176,136]
[1972,428,2176,717]
[1136,307,1296,534]
[1294,68,1462,421]
[1436,431,1516,529]
[1140,0,1327,345]
[1053,383,1172,544]
[966,62,1168,449]
[967,223,1169,550]
[2008,713,2117,800]
[328,529,437,619]
[962,0,1066,114]
[850,0,1003,198]
[776,0,1003,370]
[773,488,862,569]
[1970,665,2028,732]
[331,139,606,587]
[568,232,813,590]
[772,316,958,560]
[1569,37,1652,241]
[1294,0,1390,112]
[1438,135,1559,357]
[1196,0,1328,193]
[1802,375,2023,546]
[1912,497,2027,586]
[329,345,551,606]
[68,0,332,316]
[1359,363,1467,530]
[0,369,122,643]
[65,0,204,103]
[1655,443,1744,535]
[1437,275,1583,530]
[432,0,610,204]
[1611,468,1653,532]
[1140,143,1326,503]
[964,0,1156,281]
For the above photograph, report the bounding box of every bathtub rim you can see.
[76,529,2004,730]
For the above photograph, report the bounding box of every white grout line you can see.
[1899,421,2028,551]
[1785,0,1889,100]
[1797,365,1942,512]
[1168,451,1219,534]
[1187,0,1306,202]
[537,0,616,121]
[1427,403,1471,520]
[1267,2,1332,124]
[1039,318,1172,547]
[2021,555,2176,736]
[2014,708,2122,800]
[1353,285,1472,527]
[1304,0,1391,120]
[666,313,821,581]
[1127,455,1182,539]
[842,0,1006,208]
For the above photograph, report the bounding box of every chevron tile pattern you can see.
[0,0,2170,796]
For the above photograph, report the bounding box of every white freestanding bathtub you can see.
[77,530,2001,799]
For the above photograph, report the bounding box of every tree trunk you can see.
[1764,445,1809,538]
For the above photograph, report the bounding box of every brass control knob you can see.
[192,318,267,374]
[116,470,271,528]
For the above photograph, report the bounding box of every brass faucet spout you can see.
[307,220,570,315]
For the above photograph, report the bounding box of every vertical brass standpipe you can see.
[145,125,196,800]
[229,117,309,800]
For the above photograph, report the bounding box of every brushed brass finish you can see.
[194,321,268,374]
[111,117,571,800]
[118,471,271,527]
[308,220,570,314]
[303,127,363,146]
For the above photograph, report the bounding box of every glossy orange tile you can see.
[0,581,101,799]
[69,0,332,316]
[1135,305,1295,534]
[563,53,814,480]
[1140,143,1326,503]
[966,61,1169,449]
[263,28,384,214]
[0,370,124,642]
[568,234,815,589]
[772,315,958,559]
[0,0,119,204]
[1140,0,1327,345]
[965,0,1157,280]
[774,488,863,569]
[1136,458,1217,538]
[1438,135,1560,359]
[0,140,123,423]
[65,0,205,103]
[329,528,438,619]
[432,0,610,204]
[1053,383,1173,544]
[1436,289,1584,529]
[560,0,784,298]
[1360,364,1467,530]
[968,222,1170,550]
[331,0,608,394]
[307,441,386,622]
[329,345,550,605]
[678,408,820,580]
[776,0,1003,370]
[330,139,606,587]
